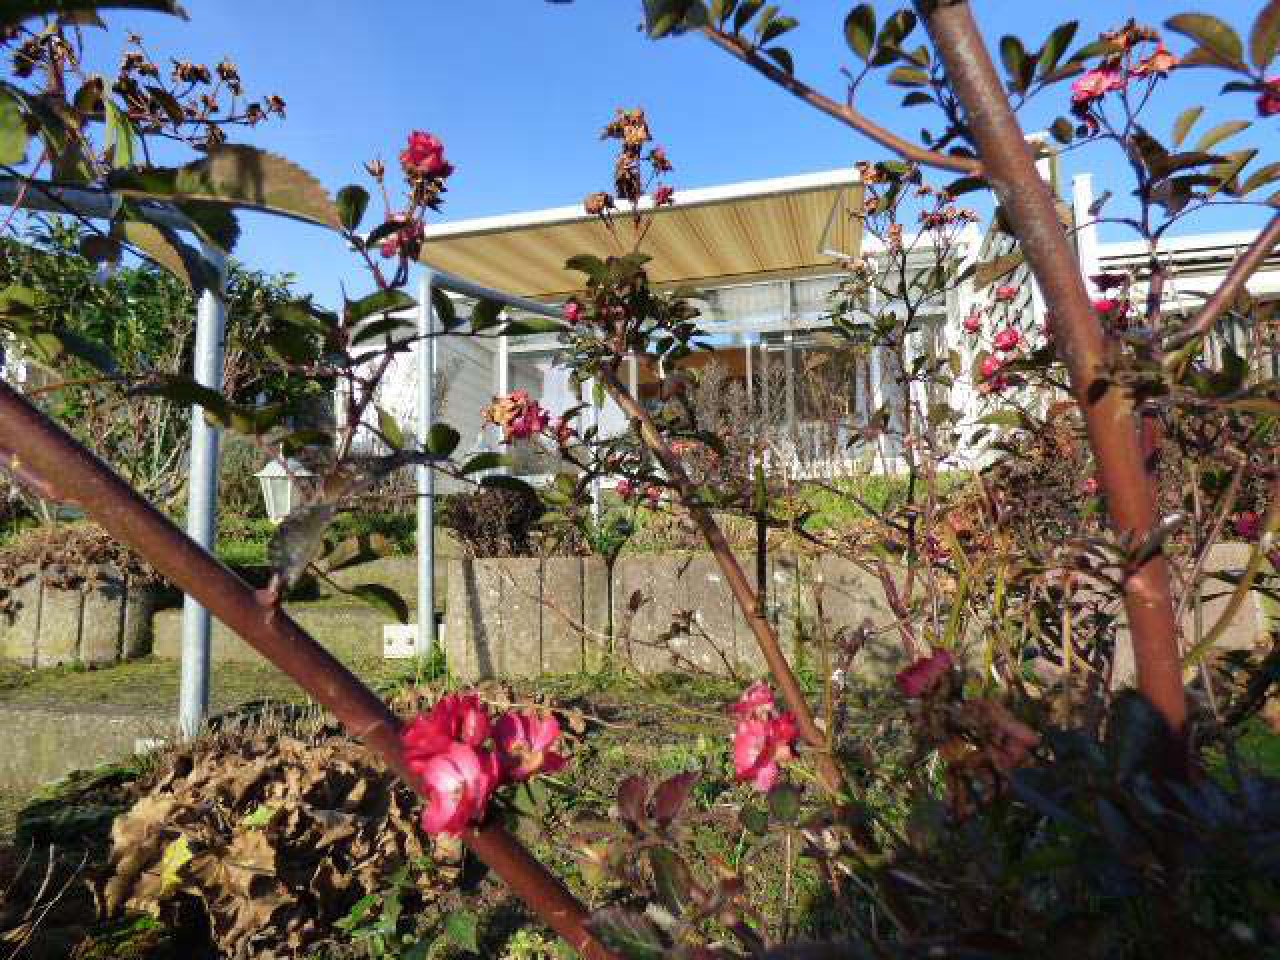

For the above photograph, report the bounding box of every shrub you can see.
[439,488,547,558]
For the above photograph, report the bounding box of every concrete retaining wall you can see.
[444,545,1274,682]
[0,704,173,790]
[0,566,159,667]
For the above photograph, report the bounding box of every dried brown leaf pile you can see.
[93,731,451,959]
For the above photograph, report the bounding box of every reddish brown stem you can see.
[918,2,1187,749]
[599,367,846,796]
[0,380,618,960]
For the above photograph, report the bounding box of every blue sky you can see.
[91,1,1274,306]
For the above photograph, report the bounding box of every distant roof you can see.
[420,168,864,300]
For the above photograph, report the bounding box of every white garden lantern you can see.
[254,458,315,524]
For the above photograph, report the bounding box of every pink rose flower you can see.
[993,328,1021,353]
[963,311,982,335]
[644,484,662,506]
[616,478,635,499]
[563,300,584,325]
[1259,78,1280,118]
[733,712,798,792]
[402,693,493,762]
[1071,66,1127,106]
[400,130,452,179]
[731,681,777,719]
[494,710,568,782]
[979,355,1003,380]
[509,404,550,440]
[994,285,1018,303]
[1084,476,1100,496]
[1235,510,1263,541]
[414,742,501,835]
[1131,44,1178,77]
[895,648,955,698]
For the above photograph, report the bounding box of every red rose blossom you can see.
[1235,510,1263,541]
[402,693,492,762]
[563,300,584,325]
[979,355,1004,380]
[994,285,1018,303]
[963,311,982,335]
[654,184,675,206]
[1258,78,1280,117]
[993,328,1021,352]
[895,648,955,698]
[400,130,452,179]
[616,478,635,499]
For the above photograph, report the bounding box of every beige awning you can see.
[420,169,863,300]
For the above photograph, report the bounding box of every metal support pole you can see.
[179,267,227,738]
[417,271,437,658]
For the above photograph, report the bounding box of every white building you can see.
[366,165,1280,487]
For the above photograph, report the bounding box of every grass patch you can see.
[0,655,412,710]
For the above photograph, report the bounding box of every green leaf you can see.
[0,88,29,166]
[241,804,278,828]
[732,0,763,34]
[1172,105,1204,148]
[349,289,416,323]
[767,782,802,823]
[763,46,794,74]
[469,298,504,331]
[269,503,337,589]
[426,423,460,457]
[1036,21,1079,76]
[0,0,187,29]
[999,35,1032,93]
[461,452,510,474]
[377,406,405,450]
[114,220,217,291]
[481,474,538,497]
[564,253,607,280]
[1194,120,1250,152]
[502,316,566,336]
[335,184,370,232]
[888,66,929,88]
[1252,0,1280,69]
[108,144,339,229]
[104,98,137,168]
[876,8,917,51]
[759,14,796,45]
[586,908,667,960]
[349,583,409,623]
[443,910,480,954]
[1165,13,1245,68]
[430,287,458,329]
[648,848,694,916]
[1240,160,1280,196]
[158,834,192,895]
[174,200,241,253]
[1049,116,1075,145]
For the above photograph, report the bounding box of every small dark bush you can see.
[439,487,545,557]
